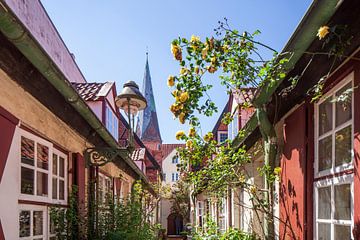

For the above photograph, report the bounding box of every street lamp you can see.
[84,80,147,167]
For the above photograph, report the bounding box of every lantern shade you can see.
[115,81,147,113]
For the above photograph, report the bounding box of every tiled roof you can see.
[72,82,113,101]
[161,144,185,160]
[131,148,146,161]
[232,88,257,105]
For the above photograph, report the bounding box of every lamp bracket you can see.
[84,147,130,167]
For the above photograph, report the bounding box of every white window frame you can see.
[19,204,48,240]
[52,149,68,204]
[98,172,112,204]
[218,198,227,232]
[19,130,68,205]
[105,103,119,141]
[197,201,204,227]
[314,72,354,177]
[314,174,354,240]
[217,131,228,143]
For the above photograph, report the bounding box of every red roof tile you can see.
[161,144,184,160]
[131,148,146,161]
[72,82,113,101]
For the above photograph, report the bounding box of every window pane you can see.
[335,126,352,166]
[19,210,30,237]
[318,187,331,219]
[33,211,43,236]
[37,143,49,170]
[59,157,65,177]
[334,225,351,240]
[318,136,332,171]
[52,178,57,199]
[319,98,333,135]
[334,184,351,220]
[21,137,34,166]
[36,172,48,196]
[336,83,352,126]
[53,154,58,175]
[59,180,65,200]
[318,223,330,240]
[21,167,34,194]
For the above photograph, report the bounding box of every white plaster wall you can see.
[162,149,179,185]
[160,199,172,231]
[0,127,21,239]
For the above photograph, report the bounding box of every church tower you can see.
[137,54,163,159]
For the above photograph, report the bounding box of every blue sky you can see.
[41,0,312,143]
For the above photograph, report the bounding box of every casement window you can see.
[19,204,59,240]
[172,157,179,164]
[218,198,227,232]
[228,110,239,140]
[98,172,112,204]
[218,131,228,143]
[20,131,68,204]
[105,103,119,141]
[197,201,204,227]
[314,73,354,240]
[172,172,179,182]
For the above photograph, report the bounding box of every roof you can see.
[72,82,113,101]
[131,148,146,161]
[136,55,162,143]
[162,144,185,160]
[232,88,256,106]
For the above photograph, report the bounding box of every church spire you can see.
[136,53,162,143]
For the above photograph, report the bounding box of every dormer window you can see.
[105,103,119,140]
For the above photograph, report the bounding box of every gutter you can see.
[0,2,149,184]
[232,0,342,148]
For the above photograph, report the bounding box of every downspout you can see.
[0,2,149,184]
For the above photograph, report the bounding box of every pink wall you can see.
[3,0,86,84]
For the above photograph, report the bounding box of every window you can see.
[106,103,119,141]
[219,198,227,232]
[172,172,179,182]
[197,201,203,227]
[98,173,112,204]
[315,176,353,240]
[172,157,179,164]
[20,131,68,204]
[314,73,354,240]
[315,78,353,176]
[163,173,166,181]
[218,131,228,143]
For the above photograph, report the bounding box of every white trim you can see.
[314,72,354,177]
[19,204,48,239]
[19,129,68,205]
[217,130,228,143]
[313,174,354,240]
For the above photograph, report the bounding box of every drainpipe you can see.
[0,2,149,184]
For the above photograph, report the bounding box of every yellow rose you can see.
[179,112,186,124]
[201,47,208,59]
[190,35,200,43]
[188,127,196,137]
[250,186,257,194]
[179,92,189,103]
[207,65,217,73]
[194,66,200,74]
[273,167,282,175]
[203,132,213,142]
[211,56,216,65]
[171,43,182,61]
[317,26,330,40]
[170,104,177,113]
[180,67,188,75]
[222,44,229,52]
[186,139,193,149]
[167,75,175,87]
[175,130,185,140]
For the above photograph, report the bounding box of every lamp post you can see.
[84,80,147,166]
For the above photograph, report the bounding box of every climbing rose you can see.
[274,167,282,175]
[317,26,330,40]
[175,130,185,140]
[167,75,175,87]
[203,132,213,142]
[186,139,193,149]
[179,112,186,124]
[179,92,189,103]
[171,43,182,61]
[188,127,196,137]
[190,35,201,43]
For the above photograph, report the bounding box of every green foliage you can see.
[192,217,257,240]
